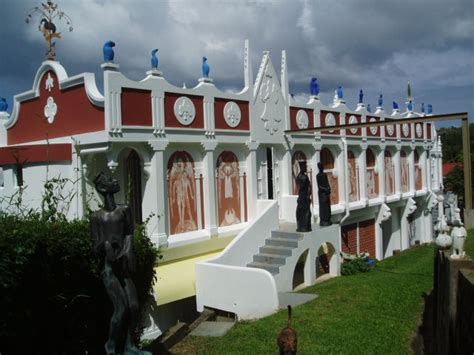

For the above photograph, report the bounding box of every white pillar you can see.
[359,143,368,204]
[379,146,386,198]
[147,140,170,247]
[246,140,260,220]
[280,142,294,196]
[409,148,415,193]
[312,141,322,208]
[201,140,219,236]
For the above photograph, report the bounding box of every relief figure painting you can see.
[292,151,307,195]
[401,152,409,192]
[168,151,198,234]
[348,152,358,202]
[217,151,241,226]
[384,153,394,195]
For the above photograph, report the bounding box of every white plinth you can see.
[101,62,120,71]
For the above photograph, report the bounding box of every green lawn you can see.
[465,229,474,257]
[173,245,437,354]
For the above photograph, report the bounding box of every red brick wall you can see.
[359,219,376,257]
[341,223,358,254]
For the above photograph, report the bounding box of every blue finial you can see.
[103,41,115,62]
[202,56,210,78]
[337,86,343,99]
[378,94,383,107]
[151,48,159,69]
[0,97,8,112]
[310,77,319,96]
[359,89,364,104]
[393,101,399,110]
[421,102,425,113]
[367,104,372,112]
[407,101,413,112]
[427,104,433,114]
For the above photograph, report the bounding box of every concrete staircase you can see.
[247,229,304,275]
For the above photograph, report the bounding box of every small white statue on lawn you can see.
[450,210,467,259]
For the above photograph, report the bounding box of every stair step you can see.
[253,253,286,265]
[271,230,304,240]
[266,237,298,248]
[260,245,293,256]
[247,261,280,275]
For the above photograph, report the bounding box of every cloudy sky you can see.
[1,0,473,126]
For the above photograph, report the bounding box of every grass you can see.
[172,244,437,354]
[465,228,474,257]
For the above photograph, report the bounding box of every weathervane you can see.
[25,0,73,60]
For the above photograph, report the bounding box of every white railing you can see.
[195,200,279,320]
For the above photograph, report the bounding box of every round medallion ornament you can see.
[325,113,336,133]
[386,124,395,137]
[415,123,423,138]
[348,115,358,134]
[174,96,196,126]
[296,110,309,129]
[402,123,410,137]
[369,117,378,135]
[223,101,241,128]
[44,96,58,124]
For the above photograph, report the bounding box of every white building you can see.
[0,40,443,332]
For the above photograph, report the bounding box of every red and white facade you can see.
[0,41,444,323]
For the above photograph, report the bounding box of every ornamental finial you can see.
[25,1,73,60]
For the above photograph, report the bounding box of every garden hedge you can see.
[0,213,159,354]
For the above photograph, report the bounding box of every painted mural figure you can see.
[291,151,307,195]
[217,152,241,226]
[296,161,312,232]
[384,153,394,195]
[168,153,198,234]
[348,153,358,201]
[317,162,332,226]
[90,172,141,355]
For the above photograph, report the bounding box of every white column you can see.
[147,139,170,247]
[379,146,386,198]
[201,140,219,236]
[246,140,260,220]
[311,141,322,207]
[359,143,368,204]
[280,142,294,196]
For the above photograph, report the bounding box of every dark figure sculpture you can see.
[316,162,332,226]
[90,172,142,355]
[296,161,312,232]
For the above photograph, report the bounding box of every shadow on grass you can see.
[411,290,435,355]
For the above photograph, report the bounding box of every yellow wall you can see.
[153,250,222,306]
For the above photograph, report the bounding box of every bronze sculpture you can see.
[317,162,332,226]
[90,172,142,355]
[296,161,312,232]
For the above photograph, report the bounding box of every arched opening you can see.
[315,242,336,279]
[125,150,142,225]
[292,249,309,290]
[320,148,338,204]
[400,150,409,192]
[414,150,422,190]
[167,151,198,235]
[216,151,241,227]
[292,150,307,195]
[384,150,394,195]
[366,148,378,199]
[347,150,359,202]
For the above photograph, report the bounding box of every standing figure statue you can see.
[317,162,332,226]
[296,161,312,232]
[90,172,142,355]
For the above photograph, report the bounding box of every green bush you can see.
[0,213,159,354]
[341,256,371,275]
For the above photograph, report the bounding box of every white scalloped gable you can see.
[251,53,287,144]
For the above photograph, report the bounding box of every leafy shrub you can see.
[0,212,159,354]
[341,256,371,275]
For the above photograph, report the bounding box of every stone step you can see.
[272,230,304,240]
[247,261,280,275]
[266,237,298,248]
[253,253,286,265]
[260,245,293,256]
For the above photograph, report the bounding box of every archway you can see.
[291,150,307,195]
[292,249,309,290]
[315,242,336,279]
[167,151,198,235]
[320,148,338,204]
[366,148,378,198]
